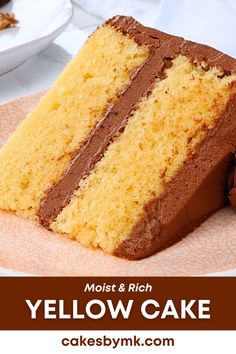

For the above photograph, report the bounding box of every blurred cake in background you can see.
[0,11,18,29]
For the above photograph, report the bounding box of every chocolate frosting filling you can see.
[38,16,236,258]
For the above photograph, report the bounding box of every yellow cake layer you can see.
[0,25,149,218]
[53,55,236,253]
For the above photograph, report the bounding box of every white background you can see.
[0,330,235,353]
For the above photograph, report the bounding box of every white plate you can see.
[0,0,73,74]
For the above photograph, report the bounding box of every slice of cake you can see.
[0,16,236,260]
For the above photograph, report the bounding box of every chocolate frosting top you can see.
[108,16,236,73]
[38,16,236,245]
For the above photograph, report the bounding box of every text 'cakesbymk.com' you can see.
[61,335,175,349]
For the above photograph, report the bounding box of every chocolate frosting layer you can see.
[38,16,236,257]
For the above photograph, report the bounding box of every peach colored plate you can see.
[0,92,236,276]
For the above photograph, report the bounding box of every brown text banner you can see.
[0,277,235,330]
